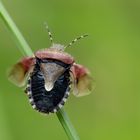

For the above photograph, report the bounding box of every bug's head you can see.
[34,24,88,91]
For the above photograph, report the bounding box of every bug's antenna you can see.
[44,23,53,43]
[66,34,88,48]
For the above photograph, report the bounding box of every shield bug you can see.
[8,25,93,114]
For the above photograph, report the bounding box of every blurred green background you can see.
[0,0,140,140]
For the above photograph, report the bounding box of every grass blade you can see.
[0,1,32,56]
[56,108,80,140]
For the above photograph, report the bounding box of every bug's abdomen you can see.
[27,68,70,114]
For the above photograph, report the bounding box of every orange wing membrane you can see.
[71,63,93,97]
[8,57,35,87]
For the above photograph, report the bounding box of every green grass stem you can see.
[56,108,80,140]
[0,1,32,56]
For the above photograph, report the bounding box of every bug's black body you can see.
[27,59,71,114]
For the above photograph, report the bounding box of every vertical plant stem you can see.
[0,1,32,56]
[56,108,80,140]
[0,1,80,140]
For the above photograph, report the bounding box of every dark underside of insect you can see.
[28,58,71,113]
[8,26,93,114]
